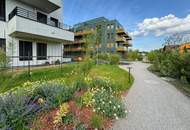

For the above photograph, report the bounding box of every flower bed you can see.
[0,64,133,130]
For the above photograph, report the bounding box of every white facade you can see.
[0,0,74,66]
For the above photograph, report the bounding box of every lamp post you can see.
[127,66,132,83]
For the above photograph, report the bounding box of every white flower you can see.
[116,116,119,120]
[118,105,121,108]
[113,106,116,109]
[109,101,112,104]
[125,110,128,114]
[93,109,96,112]
[114,113,117,116]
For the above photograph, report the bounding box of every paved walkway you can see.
[112,62,190,130]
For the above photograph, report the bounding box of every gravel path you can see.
[112,62,190,130]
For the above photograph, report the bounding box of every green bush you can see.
[62,112,75,125]
[90,114,103,129]
[94,53,120,65]
[0,90,41,130]
[109,54,120,65]
[33,82,73,108]
[76,123,86,130]
[147,51,157,63]
[93,89,127,118]
[90,77,117,93]
[81,91,94,107]
[73,77,88,91]
[0,49,9,68]
[181,53,190,83]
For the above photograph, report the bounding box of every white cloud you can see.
[130,14,190,37]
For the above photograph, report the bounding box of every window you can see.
[37,12,47,24]
[19,41,33,61]
[37,43,47,60]
[50,17,58,27]
[0,0,6,21]
[0,39,6,51]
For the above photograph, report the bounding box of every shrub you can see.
[73,77,88,91]
[109,54,120,65]
[33,82,73,108]
[62,113,75,125]
[76,123,86,130]
[90,114,103,129]
[90,77,117,93]
[0,49,9,68]
[77,58,95,76]
[93,89,127,119]
[53,103,70,125]
[0,90,41,130]
[81,91,94,107]
[181,53,190,83]
[147,51,157,63]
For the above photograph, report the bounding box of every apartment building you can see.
[63,17,132,61]
[0,0,74,66]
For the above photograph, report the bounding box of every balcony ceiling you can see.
[17,0,60,13]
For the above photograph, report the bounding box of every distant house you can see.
[162,44,180,52]
[179,43,190,53]
[0,0,74,67]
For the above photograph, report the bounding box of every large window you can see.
[19,41,33,61]
[0,0,6,21]
[37,12,47,24]
[37,43,47,60]
[50,17,58,27]
[0,39,6,51]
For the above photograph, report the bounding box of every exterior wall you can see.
[8,37,63,66]
[0,21,6,39]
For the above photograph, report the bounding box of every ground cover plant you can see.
[0,58,133,130]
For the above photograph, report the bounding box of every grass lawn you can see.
[0,64,133,93]
[89,65,133,91]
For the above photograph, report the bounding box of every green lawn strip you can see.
[0,64,133,93]
[89,65,134,91]
[0,64,76,93]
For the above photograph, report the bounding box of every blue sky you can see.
[63,0,190,51]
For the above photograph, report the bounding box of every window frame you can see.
[37,43,47,60]
[0,0,6,21]
[19,41,33,61]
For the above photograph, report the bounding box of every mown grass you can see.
[0,64,133,93]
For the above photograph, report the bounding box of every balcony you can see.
[116,36,126,42]
[64,47,85,52]
[75,30,94,37]
[8,7,74,42]
[116,47,127,52]
[117,28,126,34]
[16,0,61,13]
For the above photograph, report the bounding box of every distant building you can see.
[179,43,190,53]
[162,44,180,52]
[63,17,132,61]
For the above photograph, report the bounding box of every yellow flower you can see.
[38,98,45,105]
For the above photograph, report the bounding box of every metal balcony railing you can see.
[8,7,72,31]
